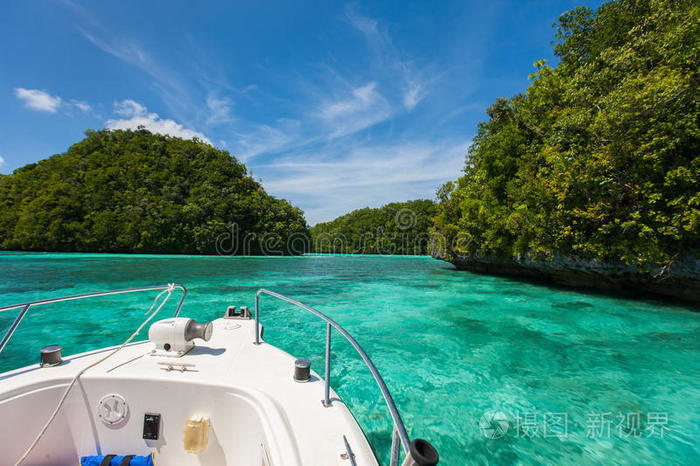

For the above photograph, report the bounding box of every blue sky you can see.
[0,0,602,224]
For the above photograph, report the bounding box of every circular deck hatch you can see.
[97,393,129,426]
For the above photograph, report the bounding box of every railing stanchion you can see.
[324,321,332,406]
[254,292,261,345]
[390,423,400,466]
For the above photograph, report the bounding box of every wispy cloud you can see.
[345,7,430,111]
[0,156,5,169]
[14,88,62,112]
[230,78,394,162]
[403,83,424,111]
[317,81,392,138]
[78,27,185,97]
[71,100,92,112]
[235,119,301,161]
[258,139,468,224]
[106,100,211,144]
[319,82,379,120]
[264,141,465,191]
[205,93,233,126]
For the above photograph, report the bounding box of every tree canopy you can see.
[0,128,309,254]
[311,200,436,255]
[433,0,699,268]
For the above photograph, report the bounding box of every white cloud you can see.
[14,88,62,113]
[14,88,93,114]
[0,156,5,168]
[106,100,211,144]
[113,99,146,117]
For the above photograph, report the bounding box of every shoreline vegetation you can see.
[1,0,698,301]
[431,0,699,301]
[310,200,436,255]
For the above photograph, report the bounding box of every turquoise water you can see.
[1,252,698,465]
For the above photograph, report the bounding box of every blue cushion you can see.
[80,453,155,466]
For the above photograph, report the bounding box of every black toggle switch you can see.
[143,413,161,440]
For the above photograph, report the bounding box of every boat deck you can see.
[0,317,375,465]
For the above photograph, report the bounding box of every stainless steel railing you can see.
[0,284,187,355]
[254,288,411,465]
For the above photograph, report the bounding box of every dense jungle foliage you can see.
[0,129,309,254]
[433,0,700,267]
[310,200,436,254]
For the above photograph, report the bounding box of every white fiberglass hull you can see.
[0,318,377,465]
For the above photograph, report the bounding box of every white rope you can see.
[15,284,176,466]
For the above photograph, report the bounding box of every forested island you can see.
[310,200,435,254]
[0,129,308,254]
[432,0,699,299]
